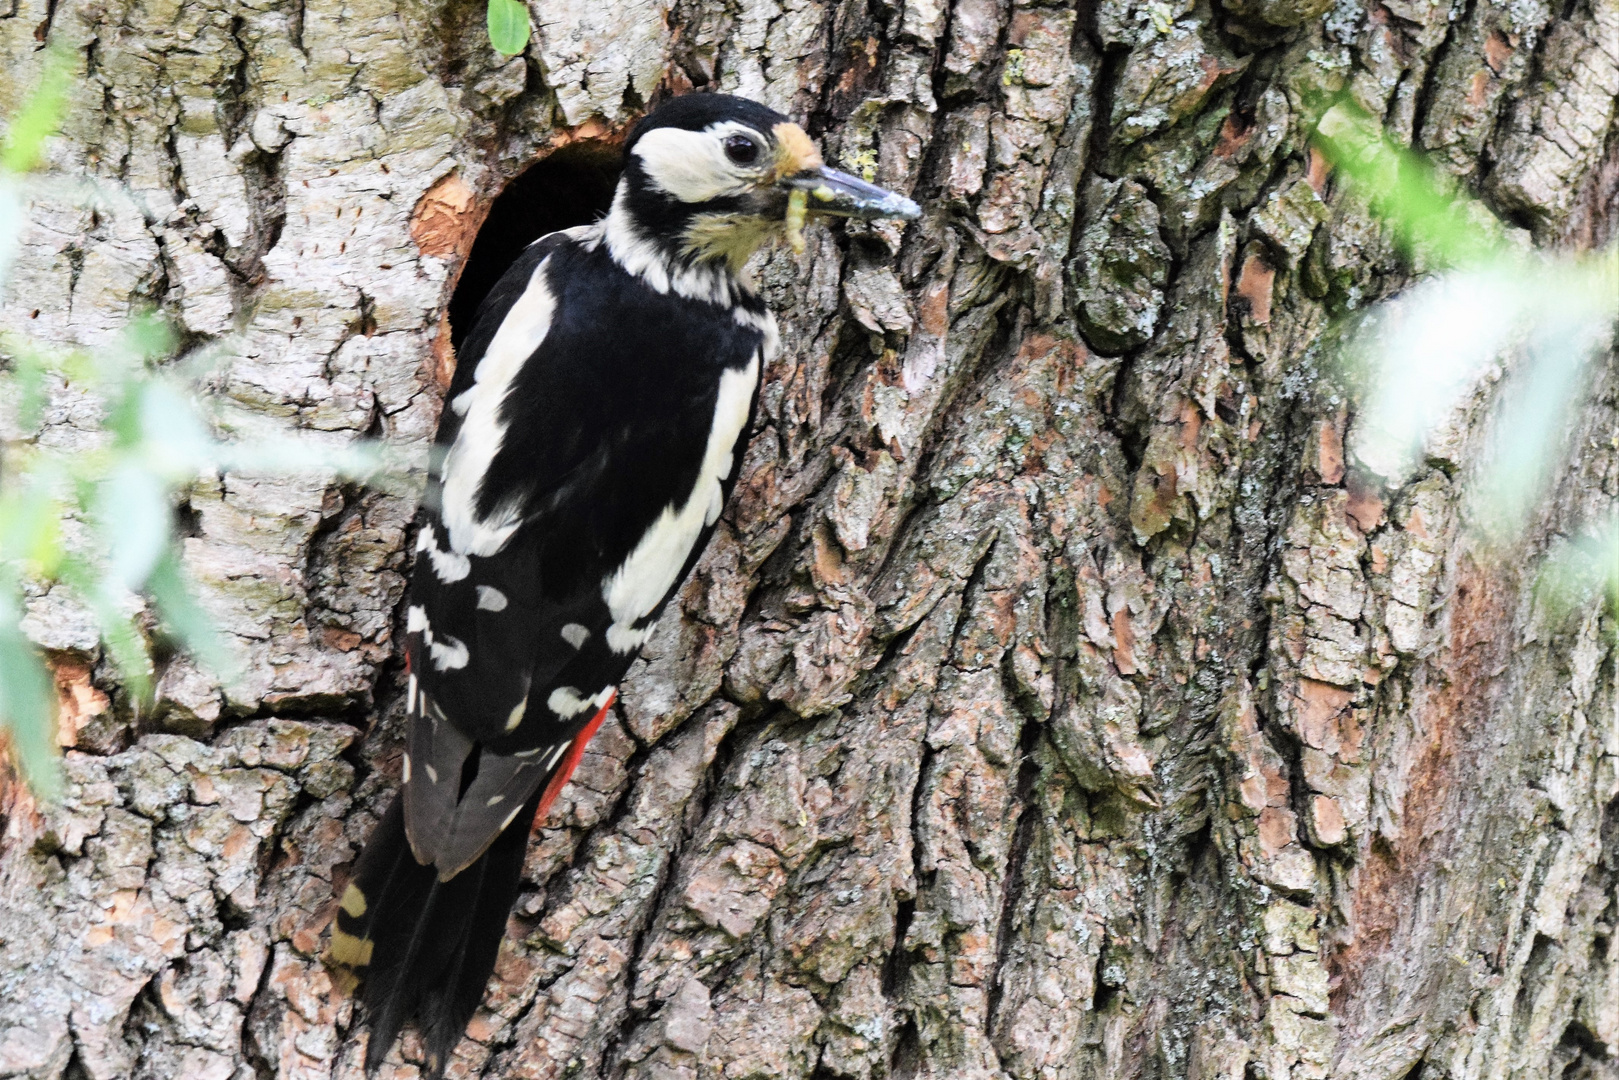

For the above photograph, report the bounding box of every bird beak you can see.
[780,166,922,222]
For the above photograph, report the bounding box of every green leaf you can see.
[486,0,530,57]
[1,44,73,175]
[95,463,171,590]
[1538,516,1619,627]
[146,551,234,680]
[0,574,61,800]
[1314,102,1506,269]
[56,558,154,706]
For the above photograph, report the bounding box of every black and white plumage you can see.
[328,93,919,1077]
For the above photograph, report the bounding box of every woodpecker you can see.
[328,93,920,1076]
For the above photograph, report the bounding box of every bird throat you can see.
[680,212,787,275]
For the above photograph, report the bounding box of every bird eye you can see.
[724,134,761,165]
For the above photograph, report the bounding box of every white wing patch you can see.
[601,353,760,654]
[732,305,781,363]
[476,585,509,611]
[416,525,470,583]
[440,258,559,557]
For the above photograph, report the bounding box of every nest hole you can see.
[447,138,623,349]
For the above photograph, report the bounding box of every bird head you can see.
[610,94,921,275]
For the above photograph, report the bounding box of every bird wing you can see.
[399,232,615,875]
[399,227,766,879]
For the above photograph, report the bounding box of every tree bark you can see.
[1,0,1617,1075]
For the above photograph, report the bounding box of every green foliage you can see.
[0,63,396,799]
[1539,517,1619,625]
[486,0,530,58]
[0,46,70,174]
[1315,104,1507,267]
[1314,101,1619,627]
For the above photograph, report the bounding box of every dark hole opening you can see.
[447,138,624,350]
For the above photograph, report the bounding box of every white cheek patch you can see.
[440,258,559,557]
[632,123,761,203]
[601,353,760,654]
[477,586,509,611]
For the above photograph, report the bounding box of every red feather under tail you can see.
[534,690,616,826]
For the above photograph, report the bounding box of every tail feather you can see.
[331,791,541,1078]
[331,693,616,1077]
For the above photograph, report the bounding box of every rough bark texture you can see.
[0,0,1617,1075]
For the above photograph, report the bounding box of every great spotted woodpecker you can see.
[329,93,920,1075]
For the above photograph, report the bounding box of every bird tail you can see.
[332,788,539,1077]
[329,693,614,1077]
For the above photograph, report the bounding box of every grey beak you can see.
[782,166,921,222]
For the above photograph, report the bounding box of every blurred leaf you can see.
[0,474,65,576]
[96,463,170,590]
[1472,317,1607,537]
[137,380,215,478]
[146,551,234,679]
[0,576,60,800]
[6,347,49,429]
[486,0,530,57]
[1344,268,1524,483]
[1315,103,1506,268]
[1325,99,1619,564]
[1538,517,1619,626]
[0,44,72,175]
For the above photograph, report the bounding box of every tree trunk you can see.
[1,0,1617,1074]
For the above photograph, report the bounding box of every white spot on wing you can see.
[430,634,469,671]
[560,623,590,649]
[606,623,654,653]
[424,764,439,784]
[501,804,523,830]
[416,524,469,583]
[486,794,505,806]
[402,753,412,784]
[505,697,527,732]
[407,606,429,634]
[406,673,418,714]
[440,259,559,556]
[733,306,780,362]
[477,586,509,611]
[601,354,760,653]
[546,743,569,770]
[546,685,614,719]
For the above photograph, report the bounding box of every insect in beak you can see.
[779,166,922,222]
